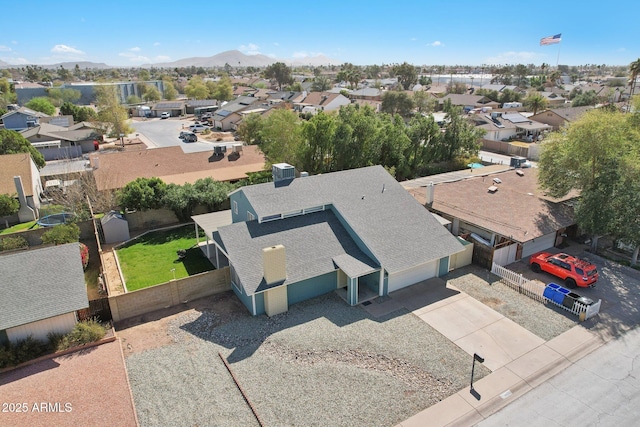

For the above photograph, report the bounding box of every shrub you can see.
[0,336,48,369]
[60,319,106,349]
[41,223,80,245]
[0,235,28,251]
[79,242,89,269]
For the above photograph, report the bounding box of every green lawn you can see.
[0,205,68,235]
[116,225,214,291]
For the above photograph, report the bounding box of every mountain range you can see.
[0,50,337,69]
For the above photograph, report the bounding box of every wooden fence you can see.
[491,262,601,320]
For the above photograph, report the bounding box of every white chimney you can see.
[263,245,286,285]
[425,182,434,206]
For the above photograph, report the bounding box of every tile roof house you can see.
[406,168,576,268]
[1,107,49,131]
[0,153,43,223]
[199,165,464,316]
[0,243,89,344]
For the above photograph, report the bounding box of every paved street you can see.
[477,326,640,426]
[130,117,218,153]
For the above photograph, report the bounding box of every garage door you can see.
[521,232,556,258]
[388,260,438,293]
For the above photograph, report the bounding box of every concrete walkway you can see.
[382,279,604,427]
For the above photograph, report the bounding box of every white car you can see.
[160,112,170,119]
[189,123,209,133]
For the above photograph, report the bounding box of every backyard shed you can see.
[101,210,130,244]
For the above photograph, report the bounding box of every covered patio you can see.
[191,210,233,268]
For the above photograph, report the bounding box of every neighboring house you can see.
[539,91,567,107]
[152,101,185,117]
[294,91,351,114]
[437,94,500,111]
[0,153,43,223]
[0,243,88,344]
[40,115,74,127]
[90,145,266,192]
[199,165,464,316]
[471,112,552,142]
[405,168,576,268]
[349,87,382,101]
[20,122,102,160]
[185,99,219,115]
[212,96,260,130]
[529,106,594,131]
[264,91,305,105]
[1,107,49,131]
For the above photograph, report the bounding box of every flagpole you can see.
[556,40,561,67]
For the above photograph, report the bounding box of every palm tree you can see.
[627,58,640,111]
[525,93,548,115]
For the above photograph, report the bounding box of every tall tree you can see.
[118,177,167,211]
[391,62,418,90]
[406,114,441,175]
[381,90,415,117]
[538,108,640,252]
[413,90,435,114]
[25,97,56,115]
[184,76,209,100]
[264,62,293,91]
[299,112,337,173]
[259,108,303,165]
[524,93,548,114]
[439,101,484,161]
[311,76,332,92]
[628,58,640,110]
[236,112,264,145]
[0,129,45,168]
[163,80,178,100]
[94,85,133,137]
[143,86,161,102]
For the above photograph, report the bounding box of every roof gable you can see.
[0,243,88,330]
[235,166,463,274]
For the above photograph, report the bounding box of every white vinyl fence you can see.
[491,262,601,320]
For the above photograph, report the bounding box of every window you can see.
[575,267,584,276]
[247,211,255,221]
[233,200,238,214]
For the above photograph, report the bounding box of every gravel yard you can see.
[125,293,486,427]
[445,265,577,341]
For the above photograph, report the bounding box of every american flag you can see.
[540,34,562,46]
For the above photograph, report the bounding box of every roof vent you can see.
[488,186,498,193]
[493,178,502,184]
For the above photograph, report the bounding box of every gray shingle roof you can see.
[0,243,89,330]
[234,166,464,276]
[216,209,378,295]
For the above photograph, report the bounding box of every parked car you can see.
[180,131,197,142]
[160,112,170,119]
[529,252,598,288]
[189,123,210,133]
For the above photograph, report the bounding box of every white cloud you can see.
[118,51,150,63]
[153,42,161,46]
[129,47,141,52]
[292,51,324,59]
[239,43,260,55]
[0,45,11,52]
[428,41,443,47]
[484,51,538,64]
[51,44,85,55]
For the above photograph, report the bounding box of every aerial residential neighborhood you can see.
[1,3,640,426]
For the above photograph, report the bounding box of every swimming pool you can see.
[467,163,485,169]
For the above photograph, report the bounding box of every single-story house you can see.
[152,101,185,117]
[0,153,43,224]
[406,167,576,268]
[472,112,552,142]
[294,91,351,114]
[437,94,501,111]
[185,99,219,115]
[529,106,594,131]
[20,122,102,160]
[0,243,89,344]
[1,107,49,131]
[198,164,465,316]
[212,96,260,130]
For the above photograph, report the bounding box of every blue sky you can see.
[1,1,638,67]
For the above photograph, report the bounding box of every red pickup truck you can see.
[529,252,598,288]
